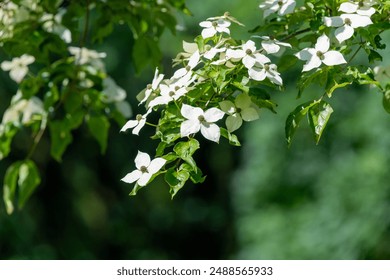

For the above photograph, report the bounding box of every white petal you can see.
[120,119,138,132]
[235,93,252,109]
[243,55,257,69]
[148,95,171,108]
[200,123,221,142]
[323,16,344,27]
[135,151,151,170]
[315,34,330,53]
[226,49,245,60]
[201,27,216,39]
[148,158,166,174]
[339,2,358,14]
[241,107,259,122]
[262,41,280,54]
[204,107,224,122]
[244,40,257,52]
[1,61,14,71]
[279,0,296,15]
[345,14,373,28]
[216,26,230,34]
[226,115,242,132]
[182,41,198,53]
[21,55,35,65]
[254,53,271,64]
[152,70,164,89]
[132,119,146,135]
[219,100,236,114]
[248,67,267,81]
[173,67,188,79]
[302,56,322,72]
[357,7,375,17]
[137,173,152,187]
[199,21,212,28]
[188,50,200,68]
[216,19,231,28]
[335,25,354,43]
[322,51,347,66]
[10,68,28,83]
[295,48,315,61]
[181,104,203,120]
[121,170,142,184]
[180,119,201,137]
[268,73,283,85]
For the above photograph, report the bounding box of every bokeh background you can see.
[1,0,390,259]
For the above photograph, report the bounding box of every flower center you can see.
[198,115,205,122]
[136,114,143,121]
[185,65,191,71]
[344,18,352,25]
[140,166,148,173]
[264,64,270,71]
[205,45,212,51]
[316,51,324,59]
[269,35,275,40]
[224,11,230,17]
[236,108,242,114]
[169,91,175,97]
[245,49,253,55]
[174,85,180,91]
[146,84,152,90]
[358,1,364,7]
[224,43,230,48]
[212,21,218,27]
[278,0,284,6]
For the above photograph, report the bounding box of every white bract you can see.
[199,19,231,39]
[259,0,296,18]
[248,62,283,85]
[68,46,106,70]
[121,151,166,187]
[257,36,292,54]
[295,34,347,72]
[219,93,259,132]
[148,83,187,108]
[173,50,200,79]
[324,14,372,43]
[339,0,377,17]
[140,68,164,104]
[226,40,269,69]
[180,104,224,143]
[1,54,35,83]
[120,109,151,135]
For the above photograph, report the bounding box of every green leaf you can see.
[307,101,333,144]
[326,81,352,97]
[220,128,241,146]
[173,138,200,158]
[165,167,190,199]
[87,114,110,154]
[285,100,320,146]
[383,90,390,114]
[17,160,41,209]
[3,161,22,215]
[0,124,18,161]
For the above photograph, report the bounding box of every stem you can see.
[281,27,311,42]
[146,122,157,127]
[26,116,47,160]
[348,45,362,64]
[80,0,90,49]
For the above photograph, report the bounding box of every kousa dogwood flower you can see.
[173,50,200,79]
[68,46,106,70]
[139,68,164,104]
[204,44,226,60]
[226,40,270,69]
[219,93,259,132]
[248,62,283,85]
[121,151,166,187]
[256,35,292,54]
[199,19,231,39]
[1,54,35,83]
[339,0,377,17]
[173,41,198,66]
[259,0,296,18]
[295,34,347,72]
[180,104,224,143]
[324,14,372,43]
[148,83,187,108]
[120,109,151,135]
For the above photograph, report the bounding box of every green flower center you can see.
[264,64,270,71]
[278,1,284,6]
[169,91,175,97]
[185,65,191,71]
[316,51,324,59]
[358,1,364,7]
[146,84,152,90]
[245,49,253,55]
[140,166,148,173]
[175,86,180,91]
[198,115,205,122]
[344,18,352,25]
[136,114,143,121]
[212,21,218,27]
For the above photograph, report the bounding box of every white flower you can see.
[339,0,377,17]
[148,83,187,108]
[173,50,200,79]
[41,11,72,43]
[248,62,283,85]
[121,151,166,186]
[199,19,231,39]
[257,36,292,54]
[120,109,151,135]
[259,0,296,19]
[140,68,164,104]
[295,34,347,72]
[226,40,270,69]
[219,93,259,132]
[324,14,372,43]
[180,104,224,143]
[102,77,132,118]
[204,44,226,60]
[1,54,35,83]
[68,46,106,70]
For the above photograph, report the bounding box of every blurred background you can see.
[1,0,390,259]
